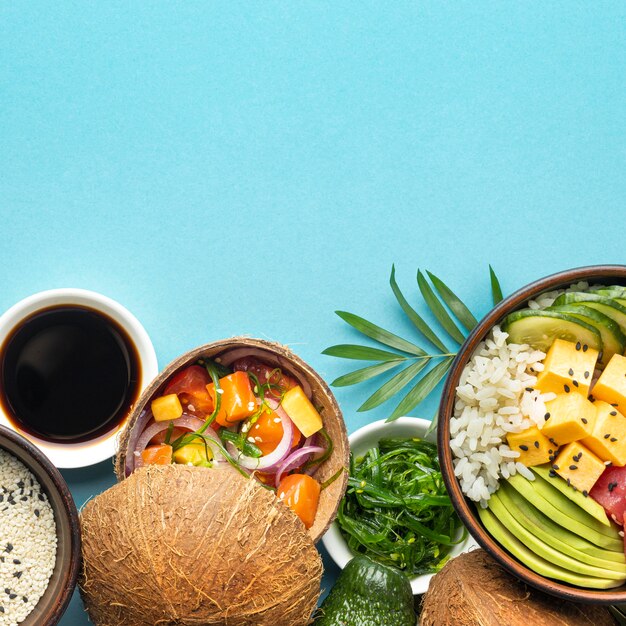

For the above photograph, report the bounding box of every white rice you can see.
[451,326,554,507]
[527,281,590,310]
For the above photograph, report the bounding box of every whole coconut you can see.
[80,465,322,626]
[420,550,616,626]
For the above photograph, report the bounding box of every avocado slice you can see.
[489,491,626,580]
[548,304,626,365]
[506,474,622,550]
[531,465,611,526]
[501,309,602,352]
[477,506,625,589]
[553,292,626,337]
[499,483,625,565]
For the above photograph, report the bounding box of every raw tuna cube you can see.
[589,465,626,525]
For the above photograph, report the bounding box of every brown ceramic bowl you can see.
[438,264,626,604]
[0,424,80,624]
[115,337,350,543]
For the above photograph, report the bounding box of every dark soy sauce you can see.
[0,306,140,442]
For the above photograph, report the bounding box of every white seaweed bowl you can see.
[321,416,476,595]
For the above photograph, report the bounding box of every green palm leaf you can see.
[416,271,466,344]
[426,270,478,332]
[335,311,427,356]
[390,265,448,352]
[387,358,454,422]
[331,360,403,387]
[322,344,406,361]
[358,359,430,412]
[490,265,503,305]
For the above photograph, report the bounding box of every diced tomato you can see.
[232,357,298,399]
[149,427,188,446]
[163,365,214,414]
[207,371,257,427]
[249,407,302,456]
[141,444,173,465]
[277,474,320,529]
[589,465,626,525]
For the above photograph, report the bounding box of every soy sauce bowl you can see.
[0,424,80,626]
[0,289,158,468]
[322,417,476,595]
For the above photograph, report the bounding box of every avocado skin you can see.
[314,555,415,626]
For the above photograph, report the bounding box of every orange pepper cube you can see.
[207,371,257,427]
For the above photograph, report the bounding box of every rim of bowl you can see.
[0,423,81,625]
[322,416,475,595]
[438,264,626,604]
[0,288,158,468]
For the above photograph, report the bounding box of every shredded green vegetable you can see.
[337,436,465,576]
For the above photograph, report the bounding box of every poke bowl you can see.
[438,264,626,603]
[115,337,350,543]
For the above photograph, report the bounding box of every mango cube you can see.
[506,426,555,467]
[173,442,213,466]
[542,392,596,445]
[582,400,626,466]
[281,386,323,438]
[535,338,598,397]
[592,354,626,411]
[151,393,183,422]
[553,441,605,494]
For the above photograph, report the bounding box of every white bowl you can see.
[0,289,158,468]
[321,416,476,595]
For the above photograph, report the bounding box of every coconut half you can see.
[115,337,349,543]
[80,465,323,626]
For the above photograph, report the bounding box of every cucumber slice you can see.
[548,304,625,365]
[502,309,602,353]
[589,286,626,299]
[553,293,626,338]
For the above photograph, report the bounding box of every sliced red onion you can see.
[226,400,293,471]
[123,407,153,477]
[274,445,325,487]
[133,414,222,471]
[217,347,313,399]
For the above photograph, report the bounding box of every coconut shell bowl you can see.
[438,265,626,603]
[115,337,350,543]
[0,424,80,625]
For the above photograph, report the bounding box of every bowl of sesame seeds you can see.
[0,424,80,626]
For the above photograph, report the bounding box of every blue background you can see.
[1,2,625,623]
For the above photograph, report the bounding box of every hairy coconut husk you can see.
[420,550,616,626]
[80,465,323,626]
[115,337,349,543]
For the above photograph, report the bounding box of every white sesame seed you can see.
[216,389,224,395]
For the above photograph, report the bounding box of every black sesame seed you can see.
[590,396,596,402]
[549,469,557,477]
[584,371,590,379]
[16,481,23,489]
[569,465,578,470]
[8,594,16,600]
[544,412,551,421]
[4,544,12,553]
[19,496,27,501]
[576,342,581,351]
[568,368,574,376]
[13,572,21,579]
[534,441,540,448]
[34,509,40,518]
[609,482,618,492]
[564,384,571,393]
[0,606,4,613]
[582,418,588,424]
[611,437,618,442]
[573,380,579,387]
[4,589,9,595]
[605,433,611,439]
[552,464,559,470]
[22,596,27,603]
[0,557,4,563]
[37,493,45,501]
[567,478,571,486]
[599,350,604,360]
[611,411,618,416]
[583,490,589,497]
[519,445,529,451]
[612,403,619,407]
[583,344,589,352]
[525,387,534,392]
[12,560,19,565]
